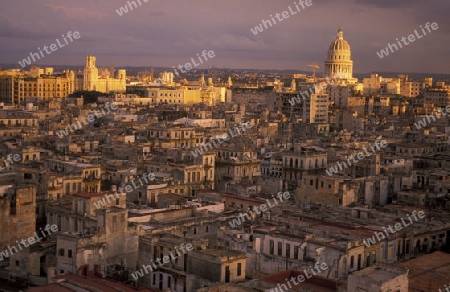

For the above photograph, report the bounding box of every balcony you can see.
[83,174,101,182]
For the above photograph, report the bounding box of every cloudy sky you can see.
[1,0,449,74]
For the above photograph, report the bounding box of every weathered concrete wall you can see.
[0,186,36,256]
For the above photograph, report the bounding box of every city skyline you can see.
[1,0,449,74]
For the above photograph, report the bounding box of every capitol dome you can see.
[329,29,351,51]
[324,29,353,79]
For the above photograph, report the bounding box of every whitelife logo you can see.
[376,22,438,59]
[269,262,329,292]
[325,140,387,176]
[93,173,155,210]
[363,211,425,247]
[0,154,21,170]
[18,31,80,68]
[288,71,344,106]
[191,122,252,158]
[116,0,150,16]
[0,224,58,261]
[250,0,313,35]
[414,106,450,129]
[229,192,291,228]
[171,50,215,77]
[56,102,117,138]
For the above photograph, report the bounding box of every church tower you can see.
[324,29,353,79]
[83,56,99,91]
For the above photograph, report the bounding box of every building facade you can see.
[324,29,353,79]
[83,56,126,93]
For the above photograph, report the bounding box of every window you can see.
[286,243,291,258]
[116,198,120,205]
[350,255,354,269]
[278,242,282,256]
[58,249,64,256]
[294,246,299,259]
[68,250,72,258]
[152,274,156,285]
[269,240,274,254]
[237,263,242,276]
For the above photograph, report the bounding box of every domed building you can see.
[324,29,353,79]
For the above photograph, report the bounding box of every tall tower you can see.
[200,73,206,87]
[83,56,99,91]
[227,75,233,87]
[324,29,353,79]
[291,79,296,91]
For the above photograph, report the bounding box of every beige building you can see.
[54,207,138,276]
[188,248,247,289]
[83,56,126,92]
[348,265,409,292]
[424,86,450,107]
[0,110,39,133]
[215,149,261,191]
[272,84,329,124]
[310,92,329,123]
[296,175,357,206]
[0,70,76,104]
[330,85,353,108]
[136,236,191,291]
[48,192,138,276]
[401,81,422,97]
[282,146,328,189]
[144,86,226,106]
[363,73,383,94]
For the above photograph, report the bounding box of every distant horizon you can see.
[1,63,449,79]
